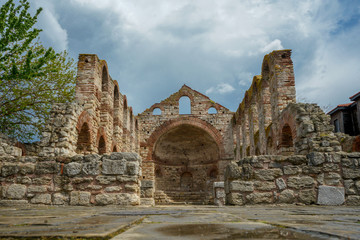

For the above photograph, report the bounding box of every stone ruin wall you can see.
[39,54,139,157]
[225,49,360,206]
[137,85,234,204]
[233,50,297,159]
[0,153,141,206]
[1,50,360,206]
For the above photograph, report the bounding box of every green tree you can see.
[0,0,76,142]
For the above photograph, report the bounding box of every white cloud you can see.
[260,39,284,53]
[206,83,235,95]
[33,1,68,51]
[32,0,360,113]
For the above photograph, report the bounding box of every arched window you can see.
[77,123,91,153]
[180,172,192,190]
[266,137,273,155]
[102,67,108,92]
[281,124,293,148]
[209,169,217,179]
[255,147,260,156]
[98,136,106,155]
[114,85,119,107]
[208,107,217,114]
[155,168,162,178]
[179,96,191,114]
[113,146,118,152]
[152,108,162,115]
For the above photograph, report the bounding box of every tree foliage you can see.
[0,0,76,142]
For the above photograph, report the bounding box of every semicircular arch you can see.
[146,117,225,161]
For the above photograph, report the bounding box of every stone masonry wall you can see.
[137,85,234,202]
[36,54,139,157]
[225,152,360,206]
[233,50,296,159]
[0,134,22,157]
[0,152,141,206]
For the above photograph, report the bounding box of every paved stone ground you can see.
[0,204,359,239]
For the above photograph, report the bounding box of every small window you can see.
[208,107,217,114]
[113,146,118,152]
[98,136,106,155]
[179,96,191,114]
[153,108,162,115]
[334,119,340,132]
[101,67,108,92]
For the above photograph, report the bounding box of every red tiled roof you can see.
[350,91,360,101]
[328,103,352,115]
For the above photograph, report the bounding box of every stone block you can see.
[225,162,242,180]
[324,172,341,186]
[126,162,139,175]
[245,192,273,204]
[27,185,47,193]
[346,196,360,206]
[30,194,51,204]
[344,180,357,195]
[82,160,100,175]
[342,168,360,179]
[110,152,140,162]
[125,184,138,193]
[116,193,140,205]
[307,152,325,166]
[102,159,127,175]
[70,191,91,205]
[299,189,316,204]
[283,166,301,175]
[226,193,244,205]
[118,176,138,183]
[229,181,254,192]
[1,164,18,177]
[84,154,101,162]
[253,181,276,191]
[140,198,155,206]
[72,177,93,184]
[278,189,295,203]
[287,176,314,189]
[141,180,154,188]
[276,178,286,190]
[322,163,339,172]
[32,176,52,185]
[317,185,345,205]
[105,186,122,192]
[19,164,35,175]
[65,162,82,176]
[286,155,307,165]
[96,176,116,185]
[254,169,282,181]
[35,162,60,174]
[213,181,224,188]
[6,184,26,199]
[53,193,69,205]
[95,193,116,205]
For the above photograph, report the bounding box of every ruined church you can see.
[1,49,360,206]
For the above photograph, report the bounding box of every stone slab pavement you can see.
[0,204,359,239]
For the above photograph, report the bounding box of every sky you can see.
[26,0,360,114]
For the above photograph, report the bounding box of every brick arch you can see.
[101,63,110,92]
[76,111,93,154]
[96,127,108,154]
[145,117,225,161]
[149,104,165,114]
[76,111,92,132]
[111,142,119,152]
[175,92,195,102]
[278,110,297,146]
[113,80,120,107]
